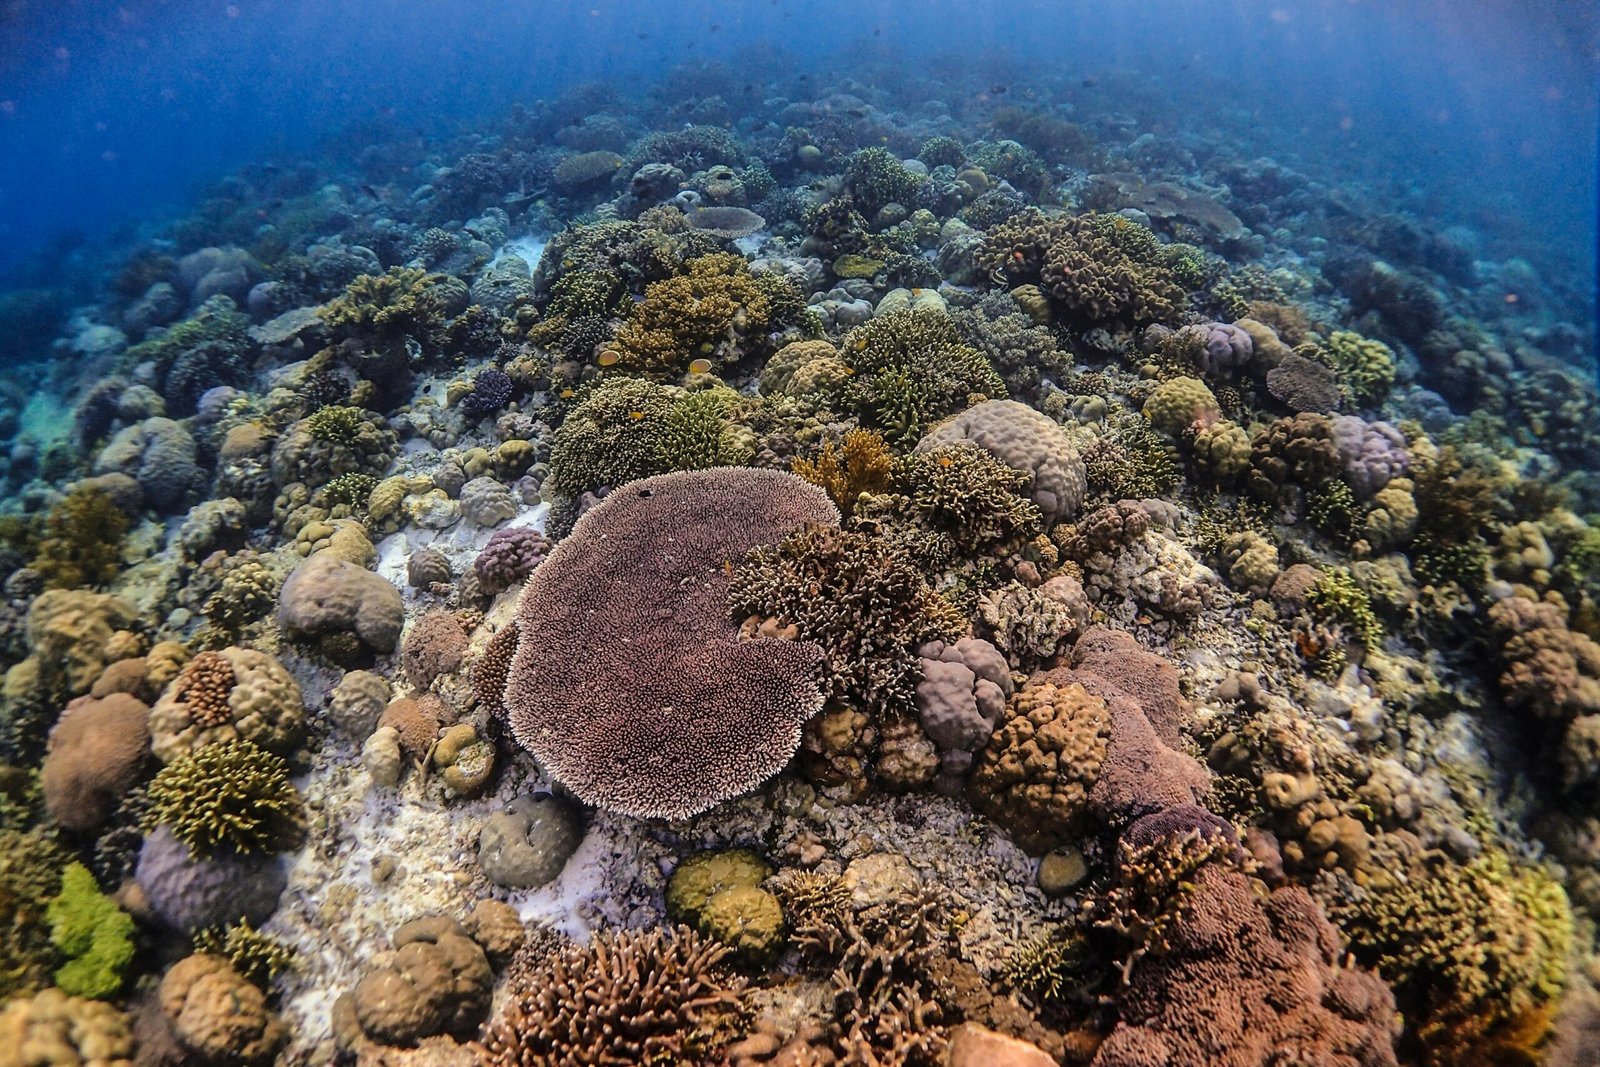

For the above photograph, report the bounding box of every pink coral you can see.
[503,468,839,819]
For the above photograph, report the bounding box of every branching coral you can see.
[142,739,305,858]
[476,927,744,1067]
[837,307,1004,444]
[610,253,782,374]
[791,429,893,517]
[729,522,964,718]
[318,266,456,341]
[30,487,129,591]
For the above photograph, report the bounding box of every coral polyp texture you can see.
[0,28,1593,1067]
[502,467,839,818]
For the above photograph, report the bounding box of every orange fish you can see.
[558,388,575,399]
[597,350,620,367]
[628,410,646,420]
[688,357,713,374]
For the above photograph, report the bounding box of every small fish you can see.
[597,350,620,367]
[628,410,647,420]
[559,388,576,399]
[636,31,649,39]
[937,455,953,467]
[990,84,1009,95]
[688,357,713,374]
[1081,76,1100,88]
[360,183,381,199]
[709,22,721,31]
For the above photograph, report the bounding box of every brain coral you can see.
[915,399,1088,525]
[159,953,287,1066]
[147,646,306,763]
[276,554,404,662]
[502,468,839,819]
[41,693,150,832]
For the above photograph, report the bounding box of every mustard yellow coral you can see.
[611,253,771,375]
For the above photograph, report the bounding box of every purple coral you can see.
[1329,416,1408,498]
[461,368,515,418]
[473,526,551,594]
[1183,321,1253,379]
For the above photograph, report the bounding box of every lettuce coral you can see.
[46,862,134,999]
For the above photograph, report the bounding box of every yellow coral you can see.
[611,253,771,375]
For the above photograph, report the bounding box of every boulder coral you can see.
[276,553,404,663]
[40,692,150,832]
[146,646,305,762]
[502,467,838,819]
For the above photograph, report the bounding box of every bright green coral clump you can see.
[142,740,304,858]
[839,307,1004,444]
[30,487,129,591]
[1143,376,1221,437]
[46,863,134,1000]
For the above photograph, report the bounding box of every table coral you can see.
[503,468,838,819]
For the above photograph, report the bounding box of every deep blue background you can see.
[0,0,1594,297]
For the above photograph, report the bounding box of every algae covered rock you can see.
[477,793,584,889]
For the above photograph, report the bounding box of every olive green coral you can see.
[1325,330,1397,408]
[547,377,753,499]
[666,849,785,966]
[0,828,71,998]
[610,253,775,375]
[30,487,129,591]
[142,740,304,858]
[46,862,134,1000]
[318,267,455,340]
[895,443,1043,558]
[838,307,1005,444]
[193,918,295,989]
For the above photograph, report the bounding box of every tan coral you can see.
[0,988,134,1067]
[147,646,306,762]
[159,954,286,1066]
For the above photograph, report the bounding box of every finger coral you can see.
[837,307,1004,444]
[142,739,304,858]
[503,468,838,819]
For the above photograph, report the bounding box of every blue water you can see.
[1,0,1594,310]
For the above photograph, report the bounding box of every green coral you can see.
[1143,376,1220,436]
[1326,850,1573,1060]
[142,740,304,859]
[46,863,134,1000]
[0,829,70,997]
[320,472,379,509]
[193,918,295,989]
[843,146,922,216]
[1003,925,1091,1005]
[1325,330,1397,408]
[1081,420,1181,504]
[665,850,785,967]
[30,487,129,591]
[1306,567,1383,651]
[969,139,1049,195]
[917,136,966,168]
[728,523,965,717]
[1307,480,1359,545]
[303,404,367,445]
[203,555,280,633]
[547,377,753,499]
[838,308,1005,444]
[122,294,249,375]
[318,266,453,339]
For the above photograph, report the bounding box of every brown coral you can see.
[169,652,235,728]
[146,646,305,762]
[40,693,150,832]
[474,926,744,1067]
[970,679,1114,853]
[401,611,470,691]
[158,954,287,1066]
[503,468,839,819]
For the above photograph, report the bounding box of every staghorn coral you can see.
[142,739,304,858]
[475,926,744,1067]
[192,918,294,989]
[895,444,1043,558]
[504,468,837,819]
[729,522,964,719]
[837,307,1004,444]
